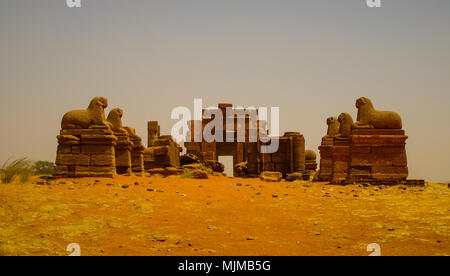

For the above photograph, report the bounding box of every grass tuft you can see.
[0,157,34,184]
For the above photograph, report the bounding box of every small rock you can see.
[272,194,278,198]
[286,172,303,182]
[260,171,282,182]
[134,182,140,186]
[147,189,154,192]
[192,170,209,179]
[152,235,167,242]
[247,237,255,241]
[122,185,129,189]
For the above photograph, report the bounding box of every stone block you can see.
[333,161,349,173]
[260,171,283,182]
[81,145,114,155]
[351,147,372,154]
[351,129,405,136]
[57,145,73,154]
[80,134,117,145]
[349,135,407,147]
[153,146,169,156]
[71,145,81,154]
[91,154,115,166]
[272,152,289,163]
[115,150,131,167]
[56,153,90,166]
[57,135,80,145]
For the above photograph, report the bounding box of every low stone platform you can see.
[339,179,426,187]
[54,127,118,178]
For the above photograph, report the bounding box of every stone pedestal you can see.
[114,133,132,174]
[144,137,181,170]
[318,138,334,182]
[347,129,408,181]
[331,138,351,183]
[54,126,117,178]
[129,137,145,174]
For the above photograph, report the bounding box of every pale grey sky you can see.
[0,0,449,182]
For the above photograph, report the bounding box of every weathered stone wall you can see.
[129,136,145,174]
[184,104,306,177]
[54,127,117,178]
[144,126,181,170]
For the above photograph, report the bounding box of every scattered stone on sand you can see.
[260,171,282,182]
[192,170,208,179]
[286,172,303,182]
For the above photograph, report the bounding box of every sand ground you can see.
[0,175,448,256]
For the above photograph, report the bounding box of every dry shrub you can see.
[0,158,33,184]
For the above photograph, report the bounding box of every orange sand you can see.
[0,175,448,256]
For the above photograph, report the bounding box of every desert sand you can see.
[0,176,448,256]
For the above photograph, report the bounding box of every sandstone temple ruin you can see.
[184,103,307,177]
[54,98,145,178]
[53,96,420,185]
[317,97,423,185]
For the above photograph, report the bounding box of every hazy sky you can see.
[1,0,449,182]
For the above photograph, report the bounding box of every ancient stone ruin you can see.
[317,117,340,181]
[184,103,306,177]
[55,97,118,178]
[54,97,144,178]
[143,121,182,170]
[54,97,421,185]
[305,150,318,179]
[317,97,423,185]
[125,126,145,174]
